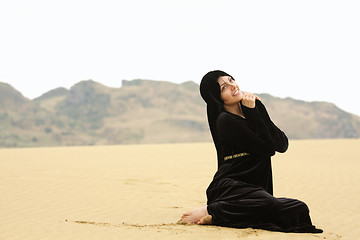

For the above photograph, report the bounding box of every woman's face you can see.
[217,76,243,105]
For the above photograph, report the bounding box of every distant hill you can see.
[0,82,30,109]
[0,79,359,148]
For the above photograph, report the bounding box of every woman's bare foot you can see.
[180,205,210,224]
[197,214,212,225]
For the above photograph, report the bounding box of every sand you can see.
[0,139,359,240]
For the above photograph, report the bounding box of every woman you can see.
[181,70,322,233]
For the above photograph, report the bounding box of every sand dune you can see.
[0,139,358,239]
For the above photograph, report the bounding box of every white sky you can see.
[0,0,359,116]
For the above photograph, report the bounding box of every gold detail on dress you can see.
[224,152,249,161]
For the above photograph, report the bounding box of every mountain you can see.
[0,82,30,110]
[258,94,360,139]
[0,79,359,148]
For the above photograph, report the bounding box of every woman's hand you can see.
[241,92,260,108]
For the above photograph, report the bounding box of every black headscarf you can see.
[200,70,234,168]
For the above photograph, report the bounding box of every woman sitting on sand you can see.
[181,70,322,233]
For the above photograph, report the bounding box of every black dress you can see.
[206,100,322,233]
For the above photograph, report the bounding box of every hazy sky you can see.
[1,0,359,116]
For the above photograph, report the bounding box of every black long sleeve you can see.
[217,100,288,159]
[217,107,275,156]
[250,100,288,153]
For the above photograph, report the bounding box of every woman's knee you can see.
[263,196,282,214]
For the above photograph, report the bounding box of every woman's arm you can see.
[217,110,275,156]
[250,99,289,153]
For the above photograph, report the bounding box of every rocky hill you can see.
[0,80,359,148]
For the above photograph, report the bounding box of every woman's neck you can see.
[224,103,245,118]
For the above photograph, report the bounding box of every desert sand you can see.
[1,139,359,240]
